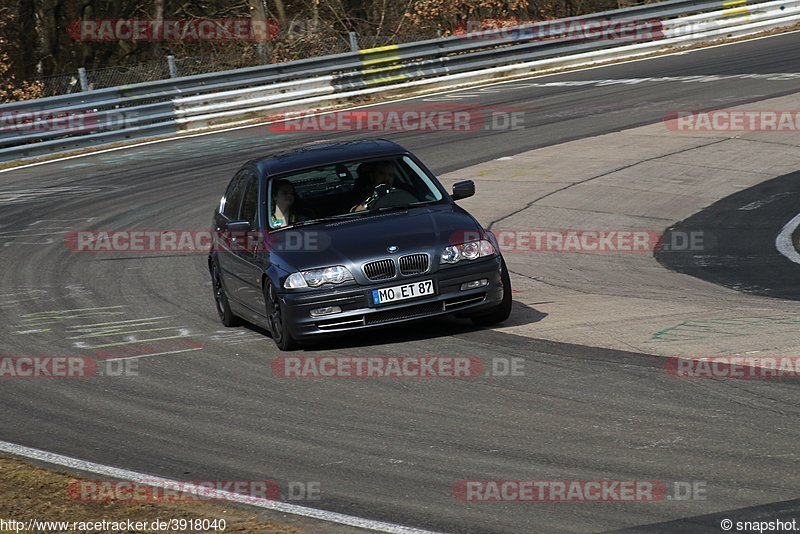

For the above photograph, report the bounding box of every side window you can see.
[239,174,260,228]
[221,173,246,220]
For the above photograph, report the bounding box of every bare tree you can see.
[248,0,271,63]
[153,0,164,54]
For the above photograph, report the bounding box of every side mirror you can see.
[226,220,252,232]
[451,180,475,201]
[224,220,257,253]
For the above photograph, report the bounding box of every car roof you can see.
[253,139,410,177]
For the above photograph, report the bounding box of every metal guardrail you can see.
[1,0,798,162]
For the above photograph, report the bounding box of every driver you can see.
[351,161,395,212]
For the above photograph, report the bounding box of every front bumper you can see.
[281,256,504,339]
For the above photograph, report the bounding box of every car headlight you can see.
[283,265,354,289]
[441,239,496,264]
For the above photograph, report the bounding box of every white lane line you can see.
[776,210,800,264]
[102,347,203,361]
[0,440,441,534]
[739,192,793,210]
[504,73,800,89]
[65,316,171,328]
[20,305,125,316]
[1,29,798,175]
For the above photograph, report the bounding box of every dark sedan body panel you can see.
[273,205,483,280]
[208,139,512,349]
[282,255,504,338]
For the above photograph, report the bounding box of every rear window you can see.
[221,174,247,219]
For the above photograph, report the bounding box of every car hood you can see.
[272,204,484,272]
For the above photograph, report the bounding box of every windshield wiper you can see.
[274,202,435,230]
[275,213,363,230]
[372,206,410,213]
[373,201,436,213]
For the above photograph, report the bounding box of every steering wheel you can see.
[369,186,421,210]
[363,183,392,210]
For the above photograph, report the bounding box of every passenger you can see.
[271,179,298,228]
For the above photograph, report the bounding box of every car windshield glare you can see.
[266,155,444,230]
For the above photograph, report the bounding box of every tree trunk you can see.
[272,0,287,26]
[16,0,39,78]
[248,0,271,64]
[153,0,164,56]
[34,0,66,76]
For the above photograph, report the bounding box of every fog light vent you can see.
[310,306,342,317]
[460,279,489,291]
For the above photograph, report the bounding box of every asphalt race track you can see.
[2,31,800,533]
[656,169,800,300]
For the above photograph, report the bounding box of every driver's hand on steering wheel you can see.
[352,183,392,212]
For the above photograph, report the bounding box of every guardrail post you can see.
[78,67,90,91]
[348,31,359,51]
[167,55,178,78]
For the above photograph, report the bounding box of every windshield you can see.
[267,155,444,230]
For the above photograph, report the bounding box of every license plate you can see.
[372,280,434,305]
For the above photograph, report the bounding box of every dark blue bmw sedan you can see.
[208,139,511,350]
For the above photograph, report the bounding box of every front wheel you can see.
[471,257,512,327]
[210,260,242,327]
[265,283,298,351]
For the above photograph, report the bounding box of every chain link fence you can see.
[35,52,257,97]
[25,31,446,98]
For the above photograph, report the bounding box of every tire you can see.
[210,260,242,327]
[471,256,513,327]
[264,282,298,351]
